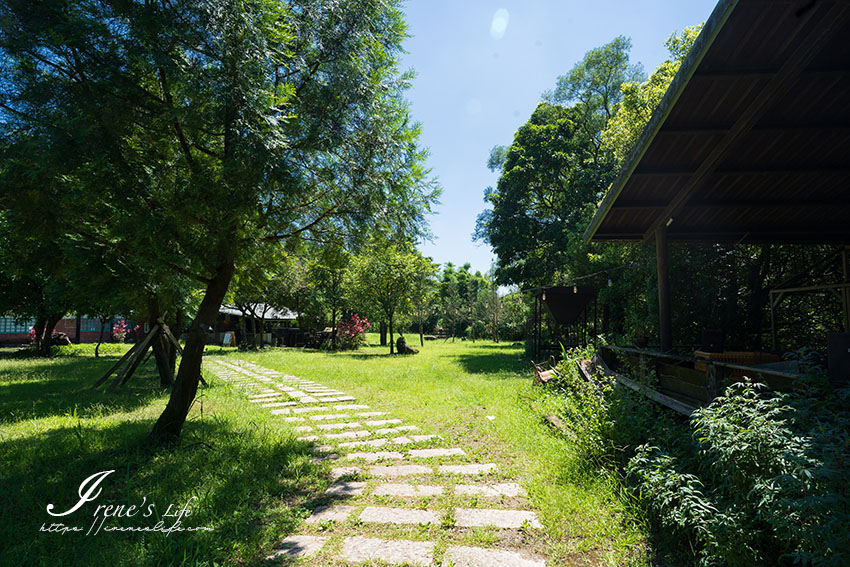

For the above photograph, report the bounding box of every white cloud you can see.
[490,8,509,40]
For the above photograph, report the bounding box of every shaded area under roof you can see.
[584,0,850,245]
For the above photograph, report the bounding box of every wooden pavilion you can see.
[583,0,850,354]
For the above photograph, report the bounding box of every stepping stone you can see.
[297,435,319,441]
[309,413,351,421]
[325,481,366,496]
[376,427,405,435]
[409,448,466,458]
[288,390,308,397]
[357,411,389,417]
[442,545,545,567]
[373,484,444,497]
[339,438,390,449]
[370,465,431,477]
[283,416,305,422]
[324,430,371,440]
[330,466,360,479]
[266,535,328,560]
[454,509,543,529]
[345,451,404,462]
[341,536,433,567]
[410,435,440,442]
[359,506,440,525]
[365,419,403,426]
[334,395,356,402]
[299,396,320,403]
[439,464,497,475]
[317,421,362,431]
[261,401,297,408]
[392,436,413,444]
[293,426,314,433]
[455,483,526,498]
[271,408,292,415]
[305,505,355,524]
[292,406,331,414]
[316,396,348,402]
[335,404,369,410]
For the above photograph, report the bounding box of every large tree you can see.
[0,0,438,441]
[347,243,431,354]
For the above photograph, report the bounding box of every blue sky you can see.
[400,0,718,275]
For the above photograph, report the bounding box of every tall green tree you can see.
[347,243,431,354]
[0,0,438,441]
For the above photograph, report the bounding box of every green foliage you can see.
[548,347,850,566]
[629,379,850,566]
[601,25,702,164]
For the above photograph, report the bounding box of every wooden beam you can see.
[641,1,850,242]
[656,226,673,353]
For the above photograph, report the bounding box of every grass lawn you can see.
[0,338,648,566]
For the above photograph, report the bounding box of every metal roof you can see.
[220,304,296,320]
[584,0,850,244]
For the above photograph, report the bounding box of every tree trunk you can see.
[168,309,184,376]
[238,312,248,350]
[33,316,46,351]
[95,317,106,357]
[389,317,394,354]
[149,259,235,443]
[419,317,424,347]
[42,314,63,357]
[147,298,174,388]
[380,321,387,346]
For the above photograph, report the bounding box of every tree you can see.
[474,102,606,286]
[545,36,644,162]
[0,0,438,442]
[347,243,431,354]
[409,258,439,346]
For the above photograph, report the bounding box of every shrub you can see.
[333,314,370,350]
[112,319,127,343]
[550,348,850,566]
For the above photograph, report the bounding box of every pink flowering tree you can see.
[335,314,370,350]
[112,319,128,343]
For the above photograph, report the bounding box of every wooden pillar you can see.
[656,226,673,352]
[842,247,850,333]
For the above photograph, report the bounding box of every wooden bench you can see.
[532,356,561,385]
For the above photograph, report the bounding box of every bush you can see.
[550,348,850,566]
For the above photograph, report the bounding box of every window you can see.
[0,317,35,334]
[79,317,105,332]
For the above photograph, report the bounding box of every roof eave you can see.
[583,0,739,244]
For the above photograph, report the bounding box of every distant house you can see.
[213,304,297,345]
[0,315,117,346]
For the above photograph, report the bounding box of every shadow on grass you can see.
[0,355,167,424]
[452,349,530,376]
[0,412,341,567]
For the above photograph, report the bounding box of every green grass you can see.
[0,339,649,566]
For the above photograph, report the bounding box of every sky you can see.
[400,0,719,276]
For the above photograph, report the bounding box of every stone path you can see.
[206,358,547,566]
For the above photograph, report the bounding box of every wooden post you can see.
[75,316,82,344]
[842,247,850,332]
[705,362,725,400]
[656,226,673,352]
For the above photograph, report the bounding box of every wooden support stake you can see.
[92,342,140,389]
[656,226,673,352]
[107,324,160,390]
